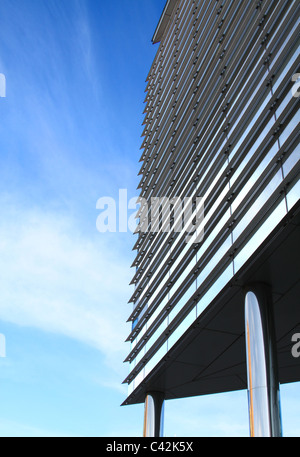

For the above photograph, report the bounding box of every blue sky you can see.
[0,0,298,437]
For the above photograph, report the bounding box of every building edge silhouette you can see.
[123,0,300,437]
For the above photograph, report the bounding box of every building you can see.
[123,0,300,437]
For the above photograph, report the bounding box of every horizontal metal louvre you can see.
[128,1,298,318]
[125,0,300,389]
[130,2,298,299]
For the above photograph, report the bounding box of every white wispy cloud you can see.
[0,0,137,384]
[0,195,133,369]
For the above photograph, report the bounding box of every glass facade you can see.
[124,0,300,402]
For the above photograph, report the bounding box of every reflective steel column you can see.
[143,392,165,437]
[245,284,282,437]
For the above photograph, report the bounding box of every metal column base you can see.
[143,392,165,437]
[245,283,282,437]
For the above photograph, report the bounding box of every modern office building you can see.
[123,0,300,437]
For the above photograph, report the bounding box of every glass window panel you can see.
[134,323,146,343]
[234,200,287,273]
[197,263,233,318]
[167,305,197,352]
[286,179,300,212]
[169,254,197,300]
[129,357,136,370]
[168,280,197,324]
[275,90,294,119]
[139,316,168,361]
[131,339,137,350]
[230,116,275,189]
[279,113,299,148]
[170,241,191,274]
[228,68,269,129]
[196,235,232,290]
[228,87,271,156]
[232,169,283,243]
[145,277,166,309]
[138,220,198,309]
[144,341,168,379]
[146,295,169,329]
[138,303,148,321]
[200,208,231,255]
[271,44,300,94]
[134,369,145,390]
[134,345,146,366]
[283,148,300,180]
[203,182,230,224]
[231,142,279,214]
[194,143,228,194]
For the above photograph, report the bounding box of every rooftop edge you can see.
[152,0,179,44]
